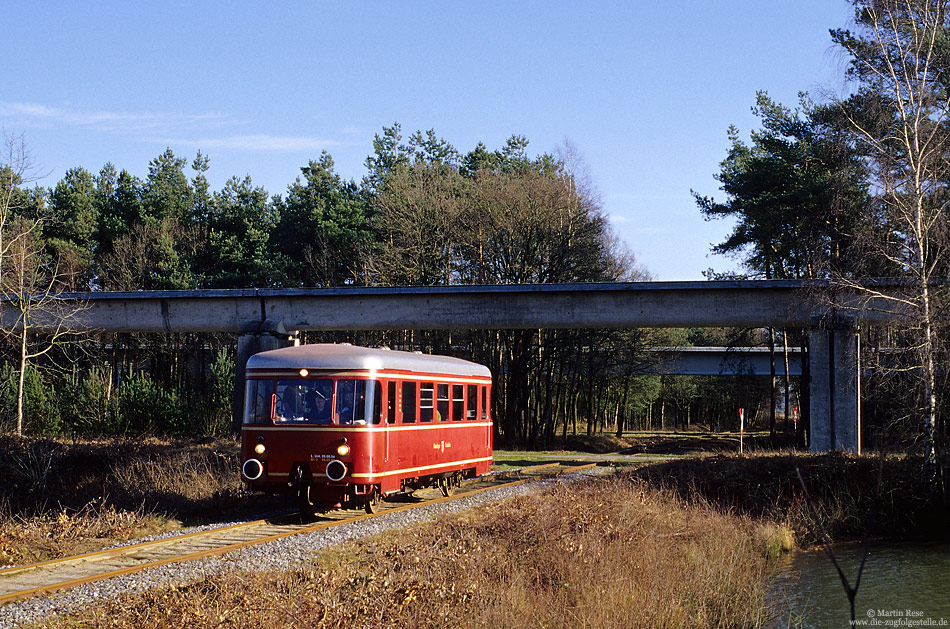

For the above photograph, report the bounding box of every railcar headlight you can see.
[299,369,309,377]
[336,443,351,457]
[242,459,264,481]
[254,443,266,455]
[325,459,347,482]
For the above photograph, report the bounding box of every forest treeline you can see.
[5,125,763,445]
[3,0,950,462]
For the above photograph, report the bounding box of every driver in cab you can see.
[304,389,331,424]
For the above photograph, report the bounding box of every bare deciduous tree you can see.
[0,133,46,288]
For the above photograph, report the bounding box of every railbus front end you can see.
[240,344,493,514]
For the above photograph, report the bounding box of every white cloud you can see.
[0,101,340,153]
[0,101,232,134]
[340,125,371,137]
[159,134,343,152]
[1,102,61,119]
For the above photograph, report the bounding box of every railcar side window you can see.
[370,380,382,425]
[244,379,274,424]
[420,383,434,422]
[336,379,376,425]
[481,386,488,420]
[402,381,417,423]
[387,381,396,424]
[452,384,464,421]
[466,384,477,420]
[437,384,449,421]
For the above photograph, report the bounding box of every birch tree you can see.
[0,134,84,435]
[2,217,84,434]
[831,0,950,473]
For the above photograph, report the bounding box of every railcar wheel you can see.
[364,490,382,515]
[292,466,315,517]
[438,476,456,498]
[440,473,462,497]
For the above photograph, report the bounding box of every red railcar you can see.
[240,343,493,513]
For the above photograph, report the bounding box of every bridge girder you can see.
[0,280,899,334]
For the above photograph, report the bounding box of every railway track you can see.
[0,462,596,606]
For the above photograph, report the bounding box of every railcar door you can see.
[385,380,397,462]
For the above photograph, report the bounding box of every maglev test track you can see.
[0,462,596,606]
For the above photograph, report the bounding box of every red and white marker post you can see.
[739,407,745,455]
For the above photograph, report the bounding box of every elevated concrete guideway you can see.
[0,280,892,453]
[647,347,803,376]
[0,280,892,333]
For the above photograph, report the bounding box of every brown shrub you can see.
[623,452,948,546]
[0,435,276,523]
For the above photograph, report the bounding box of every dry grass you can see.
[42,477,778,629]
[106,446,244,513]
[549,430,788,456]
[0,503,175,566]
[0,436,284,565]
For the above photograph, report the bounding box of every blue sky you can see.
[2,1,855,281]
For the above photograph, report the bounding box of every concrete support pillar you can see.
[231,320,298,435]
[808,321,861,453]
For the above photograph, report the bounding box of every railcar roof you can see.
[246,343,491,377]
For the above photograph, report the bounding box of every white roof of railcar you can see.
[246,343,491,378]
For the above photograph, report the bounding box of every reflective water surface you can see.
[768,542,950,628]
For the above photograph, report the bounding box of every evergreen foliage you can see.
[695,92,869,279]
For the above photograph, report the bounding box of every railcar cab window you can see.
[386,381,397,424]
[370,381,382,424]
[275,379,334,423]
[244,379,275,424]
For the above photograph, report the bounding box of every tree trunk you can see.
[16,330,27,436]
[783,330,791,437]
[920,277,938,472]
[616,376,630,438]
[768,326,776,438]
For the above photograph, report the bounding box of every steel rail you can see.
[0,462,596,605]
